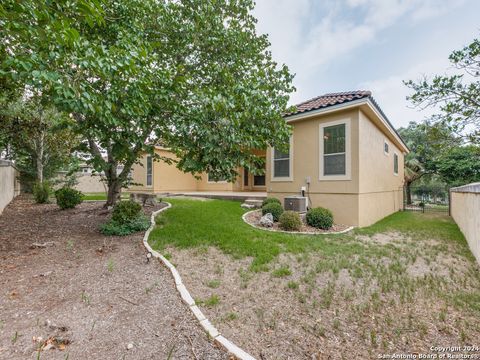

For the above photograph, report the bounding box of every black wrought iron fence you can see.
[403,185,450,213]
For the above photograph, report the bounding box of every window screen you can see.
[146,156,152,186]
[323,124,346,175]
[273,148,290,178]
[394,153,399,174]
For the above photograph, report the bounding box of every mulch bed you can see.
[0,196,226,359]
[244,209,351,234]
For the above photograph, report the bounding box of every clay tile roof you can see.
[285,90,372,116]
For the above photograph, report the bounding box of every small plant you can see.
[279,211,302,231]
[66,240,74,251]
[223,312,238,321]
[197,295,220,307]
[272,265,292,278]
[262,197,281,207]
[100,200,150,236]
[261,202,284,222]
[418,202,425,208]
[207,279,221,289]
[107,259,114,272]
[11,331,19,344]
[33,182,50,204]
[306,207,334,229]
[55,187,83,209]
[287,281,299,289]
[145,281,159,294]
[81,291,91,305]
[112,200,142,223]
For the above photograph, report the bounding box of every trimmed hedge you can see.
[279,211,302,231]
[261,197,281,207]
[100,200,149,236]
[112,200,142,223]
[55,187,83,209]
[306,207,333,230]
[261,202,284,222]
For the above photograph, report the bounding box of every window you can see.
[146,156,152,186]
[253,174,266,186]
[207,173,227,183]
[271,136,293,181]
[394,153,399,175]
[319,119,351,180]
[384,141,389,155]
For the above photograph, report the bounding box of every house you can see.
[129,91,408,226]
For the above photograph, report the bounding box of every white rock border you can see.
[242,209,354,235]
[143,202,256,360]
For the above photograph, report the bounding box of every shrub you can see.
[33,182,50,204]
[306,207,334,230]
[101,200,149,236]
[261,202,284,222]
[55,187,83,209]
[279,211,302,231]
[111,200,142,223]
[100,215,151,236]
[262,197,281,207]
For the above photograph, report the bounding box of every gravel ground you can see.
[0,196,226,360]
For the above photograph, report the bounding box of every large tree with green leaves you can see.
[1,0,294,206]
[405,35,480,144]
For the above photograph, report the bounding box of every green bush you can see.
[279,211,302,231]
[261,202,284,222]
[100,215,151,236]
[55,187,83,209]
[33,182,50,204]
[111,200,142,223]
[306,207,334,230]
[262,197,281,207]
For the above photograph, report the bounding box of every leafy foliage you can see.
[436,146,480,186]
[279,211,302,231]
[306,207,333,230]
[1,0,295,206]
[100,215,150,236]
[262,197,282,207]
[405,35,480,144]
[55,187,83,209]
[111,200,142,224]
[261,202,284,222]
[32,182,50,204]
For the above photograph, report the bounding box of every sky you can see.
[252,0,480,129]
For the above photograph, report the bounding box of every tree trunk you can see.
[106,179,122,207]
[36,131,44,183]
[406,182,412,205]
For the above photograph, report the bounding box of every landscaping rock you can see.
[260,213,274,227]
[241,203,255,209]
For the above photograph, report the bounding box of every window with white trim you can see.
[319,119,351,180]
[146,156,153,186]
[394,153,399,175]
[323,123,346,175]
[384,141,389,155]
[273,148,290,178]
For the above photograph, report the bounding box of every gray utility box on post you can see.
[284,196,307,213]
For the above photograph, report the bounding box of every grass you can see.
[81,192,130,201]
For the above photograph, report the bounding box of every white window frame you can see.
[384,139,389,156]
[146,155,153,187]
[319,119,351,181]
[393,152,399,176]
[270,135,294,182]
[207,173,228,184]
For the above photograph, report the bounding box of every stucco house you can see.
[129,91,408,226]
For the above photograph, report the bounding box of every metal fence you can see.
[403,185,450,213]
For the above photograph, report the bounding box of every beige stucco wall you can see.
[267,108,406,227]
[74,174,107,193]
[451,184,480,265]
[357,110,404,226]
[0,160,21,214]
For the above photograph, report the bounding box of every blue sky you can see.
[253,0,480,128]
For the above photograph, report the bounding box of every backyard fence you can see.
[403,184,450,213]
[450,183,480,265]
[0,160,21,214]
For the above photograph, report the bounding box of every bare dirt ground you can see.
[0,196,226,360]
[166,231,480,360]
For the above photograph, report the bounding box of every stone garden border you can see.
[143,202,256,360]
[242,209,355,235]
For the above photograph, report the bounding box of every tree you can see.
[436,145,480,187]
[1,0,295,206]
[0,96,78,187]
[405,35,480,144]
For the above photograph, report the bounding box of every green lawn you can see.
[149,198,480,354]
[81,192,130,201]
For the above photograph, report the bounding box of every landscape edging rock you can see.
[143,202,256,360]
[242,209,355,235]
